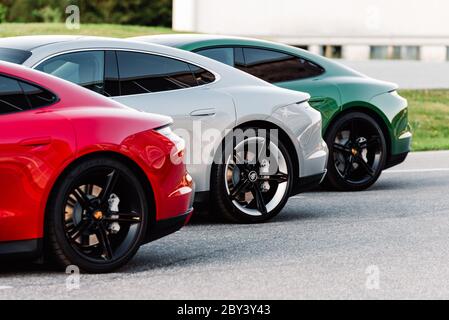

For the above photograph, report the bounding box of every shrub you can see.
[33,6,63,23]
[0,4,7,23]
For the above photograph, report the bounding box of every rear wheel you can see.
[45,157,148,273]
[211,128,293,223]
[324,112,387,191]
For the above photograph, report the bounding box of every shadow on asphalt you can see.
[0,261,57,274]
[0,194,334,275]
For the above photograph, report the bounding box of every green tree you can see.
[0,0,173,26]
[0,3,7,23]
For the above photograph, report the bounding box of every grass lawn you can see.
[0,23,174,38]
[400,90,449,151]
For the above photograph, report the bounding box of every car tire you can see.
[323,112,387,191]
[45,157,148,273]
[211,127,294,223]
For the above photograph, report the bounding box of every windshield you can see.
[0,48,32,64]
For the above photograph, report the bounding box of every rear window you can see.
[0,48,32,64]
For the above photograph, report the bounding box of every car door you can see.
[110,51,236,191]
[0,75,75,242]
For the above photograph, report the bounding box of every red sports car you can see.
[0,62,194,273]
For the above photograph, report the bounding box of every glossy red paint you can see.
[0,62,194,245]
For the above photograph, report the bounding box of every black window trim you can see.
[0,72,59,115]
[193,45,327,81]
[32,48,220,98]
[104,50,121,97]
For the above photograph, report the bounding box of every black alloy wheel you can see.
[211,128,293,223]
[46,157,148,273]
[324,112,387,191]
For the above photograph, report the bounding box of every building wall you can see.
[173,0,449,61]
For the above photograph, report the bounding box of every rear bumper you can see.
[0,239,42,261]
[144,208,193,244]
[291,171,327,196]
[391,131,412,161]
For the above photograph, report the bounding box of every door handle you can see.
[190,108,216,117]
[19,137,52,147]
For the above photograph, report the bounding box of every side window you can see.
[0,76,29,114]
[188,64,216,85]
[36,51,105,94]
[20,82,57,108]
[0,75,56,115]
[238,48,324,83]
[116,51,198,96]
[196,47,235,67]
[0,48,32,64]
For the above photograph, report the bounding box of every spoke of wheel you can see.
[333,143,352,154]
[257,137,268,159]
[251,184,268,215]
[356,156,375,177]
[343,156,354,179]
[97,224,113,260]
[350,120,358,142]
[227,163,236,171]
[67,220,90,240]
[86,184,94,196]
[233,152,246,170]
[264,173,288,183]
[243,143,250,163]
[360,137,380,150]
[100,170,120,203]
[72,187,90,210]
[104,212,142,224]
[231,179,251,199]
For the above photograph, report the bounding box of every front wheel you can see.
[45,157,149,273]
[323,112,387,191]
[211,128,294,223]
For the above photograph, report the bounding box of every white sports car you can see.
[0,36,328,223]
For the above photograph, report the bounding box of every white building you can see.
[173,0,449,61]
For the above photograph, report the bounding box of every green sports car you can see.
[132,35,412,191]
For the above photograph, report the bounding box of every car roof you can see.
[131,33,307,52]
[130,34,254,48]
[0,35,184,55]
[0,35,84,51]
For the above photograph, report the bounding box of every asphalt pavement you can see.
[1,151,449,300]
